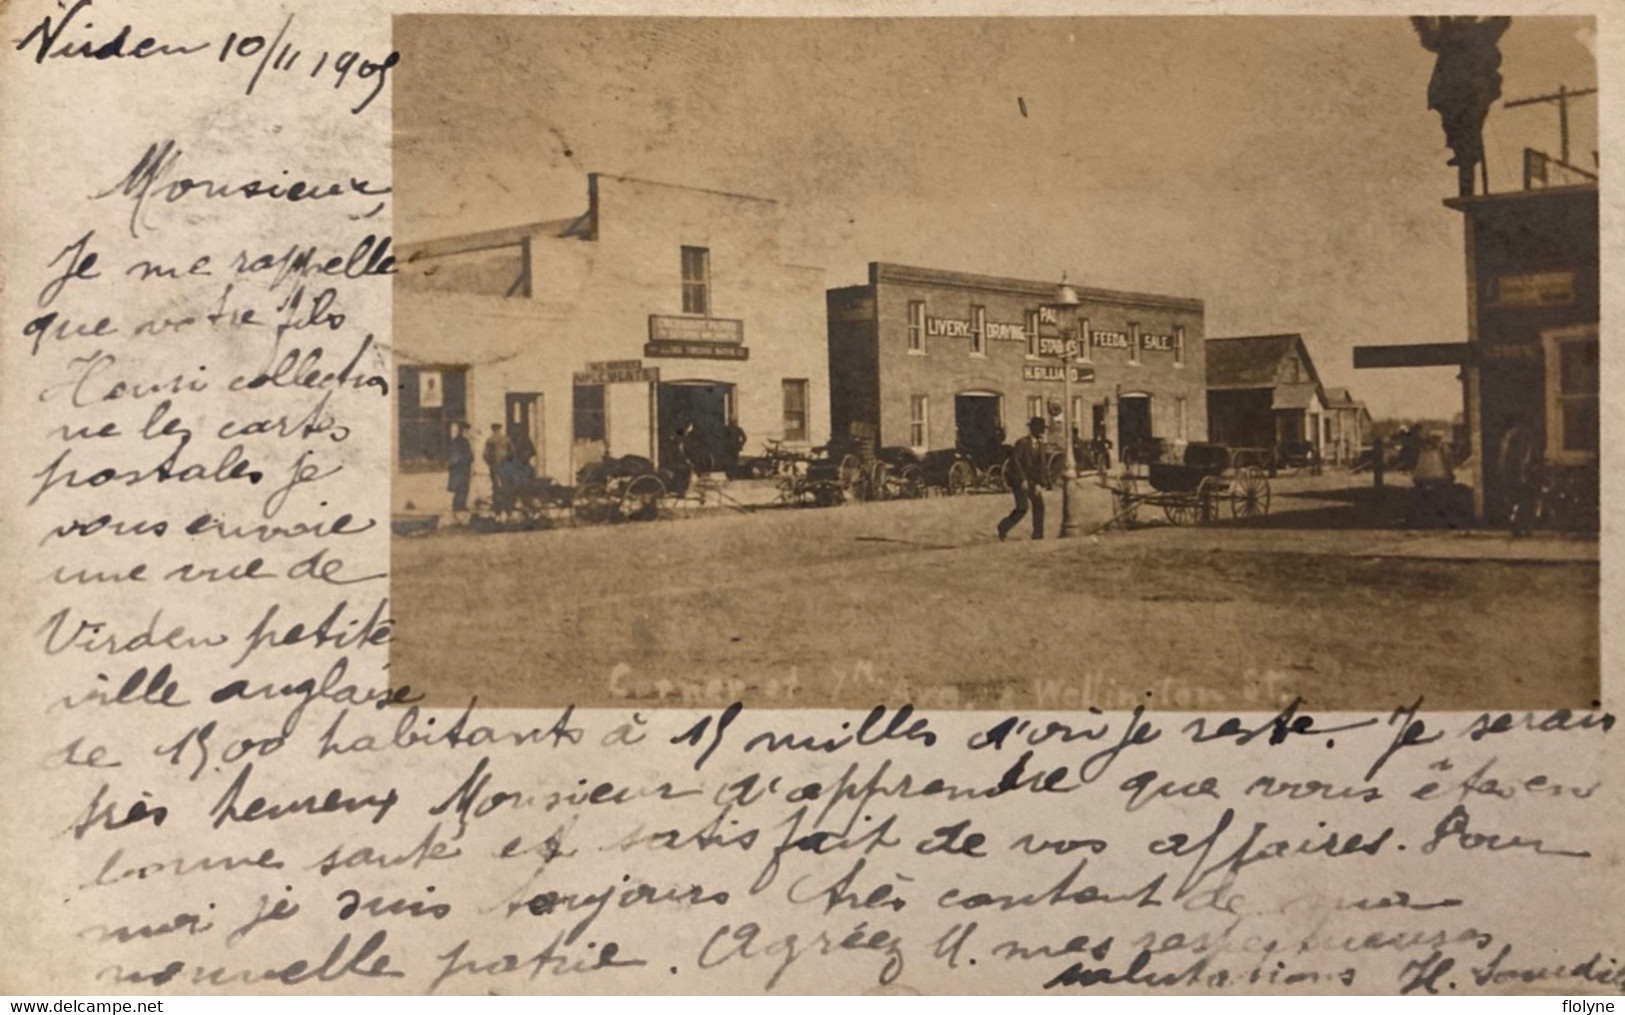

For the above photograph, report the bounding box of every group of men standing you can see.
[445,421,536,520]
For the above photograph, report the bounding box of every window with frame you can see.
[1174,325,1187,366]
[907,300,926,354]
[1544,326,1599,463]
[1078,317,1092,361]
[681,246,710,316]
[782,379,809,442]
[398,365,469,470]
[909,395,929,449]
[1129,322,1141,365]
[573,384,606,442]
[971,305,986,356]
[1026,395,1044,425]
[1024,309,1041,357]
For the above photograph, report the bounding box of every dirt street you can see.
[390,475,1598,712]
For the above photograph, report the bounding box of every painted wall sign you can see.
[1023,364,1096,384]
[1037,336,1083,358]
[1495,271,1574,307]
[648,315,745,344]
[926,317,973,338]
[573,361,659,384]
[927,316,1025,340]
[643,341,749,361]
[1091,329,1131,349]
[1141,332,1175,352]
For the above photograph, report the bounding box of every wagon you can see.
[773,445,864,507]
[572,455,679,523]
[1104,442,1271,527]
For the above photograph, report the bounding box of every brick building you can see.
[827,263,1206,459]
[392,174,829,512]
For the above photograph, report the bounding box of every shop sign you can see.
[928,317,1026,340]
[1091,329,1131,349]
[1141,332,1176,352]
[1023,364,1096,384]
[643,341,749,361]
[1481,343,1542,362]
[926,317,973,338]
[1495,271,1574,307]
[1037,336,1083,357]
[574,360,659,385]
[648,315,745,344]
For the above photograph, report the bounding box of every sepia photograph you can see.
[388,15,1600,712]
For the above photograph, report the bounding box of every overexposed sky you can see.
[394,16,1598,419]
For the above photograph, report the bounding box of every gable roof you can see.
[1205,333,1323,391]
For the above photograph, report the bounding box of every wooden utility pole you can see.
[1505,84,1597,167]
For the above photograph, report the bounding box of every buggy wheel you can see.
[1196,475,1226,524]
[838,454,864,493]
[620,474,665,522]
[867,461,891,501]
[1046,450,1066,483]
[1163,498,1200,527]
[1230,467,1271,519]
[987,460,1009,493]
[573,483,610,524]
[1113,473,1140,527]
[947,459,974,496]
[896,464,925,499]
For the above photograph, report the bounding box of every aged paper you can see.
[2,0,1620,996]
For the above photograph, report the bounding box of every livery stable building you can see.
[392,173,829,512]
[827,263,1206,460]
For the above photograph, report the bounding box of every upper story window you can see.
[907,300,926,354]
[971,305,986,357]
[681,246,710,316]
[1024,309,1040,357]
[1174,325,1187,366]
[1128,322,1141,365]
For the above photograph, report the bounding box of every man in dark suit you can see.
[998,416,1052,541]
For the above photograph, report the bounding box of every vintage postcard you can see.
[1,0,1618,997]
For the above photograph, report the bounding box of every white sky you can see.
[394,15,1599,420]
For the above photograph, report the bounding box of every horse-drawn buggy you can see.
[1103,442,1272,527]
[571,454,680,523]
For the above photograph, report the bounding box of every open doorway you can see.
[1119,393,1154,460]
[955,391,1004,450]
[658,380,735,470]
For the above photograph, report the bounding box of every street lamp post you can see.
[1047,278,1085,538]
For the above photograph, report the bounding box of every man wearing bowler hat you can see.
[998,416,1053,541]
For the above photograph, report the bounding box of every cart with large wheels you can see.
[573,455,679,524]
[1102,443,1271,529]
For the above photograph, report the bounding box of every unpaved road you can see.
[391,476,1598,712]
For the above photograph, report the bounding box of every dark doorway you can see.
[1119,394,1154,453]
[1091,401,1109,440]
[505,392,542,475]
[658,381,733,471]
[955,392,1004,450]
